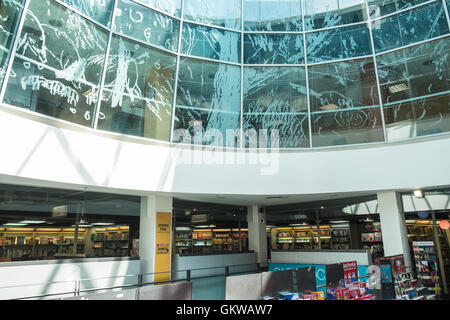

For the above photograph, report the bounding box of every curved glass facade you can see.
[0,0,449,148]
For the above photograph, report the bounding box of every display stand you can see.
[393,272,433,300]
[412,241,441,298]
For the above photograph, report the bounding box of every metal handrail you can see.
[0,262,261,300]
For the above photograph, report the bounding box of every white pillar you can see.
[139,195,173,282]
[377,191,412,270]
[247,205,268,266]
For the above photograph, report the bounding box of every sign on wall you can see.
[155,212,172,283]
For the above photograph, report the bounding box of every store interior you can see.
[0,183,449,299]
[0,184,140,261]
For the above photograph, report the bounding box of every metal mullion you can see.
[240,0,244,148]
[178,52,241,67]
[307,54,374,67]
[374,34,450,56]
[244,30,303,35]
[383,90,450,108]
[111,31,178,56]
[364,0,388,143]
[301,0,313,149]
[0,0,31,103]
[441,0,450,30]
[92,0,119,129]
[131,0,182,21]
[169,0,185,143]
[369,0,439,22]
[244,63,306,67]
[303,20,367,34]
[182,19,241,34]
[52,0,112,30]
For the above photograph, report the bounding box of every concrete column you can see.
[139,195,173,282]
[247,205,268,266]
[377,191,412,270]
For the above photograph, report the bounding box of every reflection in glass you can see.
[306,24,371,63]
[3,0,108,127]
[368,0,431,19]
[141,0,182,17]
[309,58,384,146]
[60,0,114,26]
[304,0,366,31]
[181,22,241,63]
[372,1,449,53]
[384,93,450,141]
[243,67,309,148]
[0,0,24,85]
[243,0,302,31]
[377,38,450,105]
[183,0,241,30]
[114,0,179,52]
[97,36,176,141]
[244,33,304,64]
[174,58,241,147]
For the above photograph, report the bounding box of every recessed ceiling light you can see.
[91,222,115,226]
[3,223,28,226]
[388,83,408,94]
[19,220,46,224]
[320,104,339,111]
[413,190,424,198]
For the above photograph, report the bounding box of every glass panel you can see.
[114,0,179,52]
[243,0,302,32]
[243,67,309,148]
[304,0,366,31]
[183,0,241,30]
[306,24,371,63]
[372,1,449,53]
[181,22,241,63]
[244,33,304,64]
[368,0,432,19]
[309,58,384,146]
[3,0,108,127]
[174,57,241,147]
[0,0,24,84]
[384,93,450,141]
[59,0,114,26]
[140,0,181,17]
[97,36,176,141]
[377,38,450,105]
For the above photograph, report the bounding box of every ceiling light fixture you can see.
[91,222,115,226]
[388,83,408,94]
[413,189,424,198]
[19,220,46,224]
[3,223,28,226]
[320,104,339,111]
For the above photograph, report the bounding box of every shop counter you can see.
[270,249,371,266]
[173,251,257,280]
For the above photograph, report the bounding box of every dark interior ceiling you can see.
[0,184,448,228]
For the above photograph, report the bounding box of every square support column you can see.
[377,191,412,270]
[247,205,268,266]
[139,195,173,283]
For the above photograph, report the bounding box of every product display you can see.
[331,227,351,250]
[393,272,434,300]
[412,241,442,298]
[177,228,248,254]
[0,226,130,260]
[273,226,331,250]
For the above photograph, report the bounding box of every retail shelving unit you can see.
[91,226,129,257]
[0,227,87,260]
[330,227,351,250]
